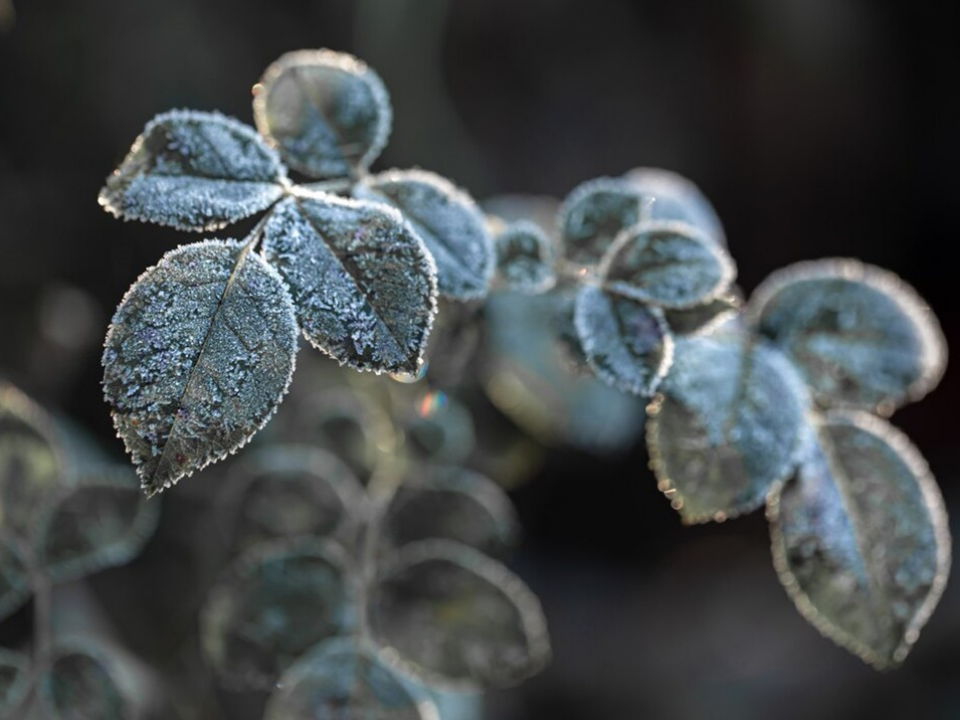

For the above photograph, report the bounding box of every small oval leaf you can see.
[663,293,741,336]
[355,169,495,300]
[621,167,727,247]
[102,239,300,495]
[768,412,950,668]
[0,648,30,716]
[0,537,29,623]
[493,220,556,294]
[748,259,947,413]
[600,221,735,309]
[262,195,437,374]
[40,645,128,720]
[557,177,642,266]
[254,49,392,180]
[369,539,551,689]
[264,637,437,720]
[201,538,355,690]
[378,466,520,558]
[647,333,810,523]
[99,110,286,231]
[574,286,673,397]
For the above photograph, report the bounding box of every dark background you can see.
[2,1,960,719]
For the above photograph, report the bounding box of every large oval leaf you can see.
[254,49,391,180]
[102,239,299,495]
[262,195,437,374]
[201,538,355,690]
[557,177,643,267]
[748,259,946,413]
[768,412,950,669]
[647,333,810,523]
[99,110,286,231]
[264,637,437,720]
[355,169,495,300]
[599,221,735,309]
[39,644,129,720]
[493,220,556,295]
[0,648,30,717]
[573,286,673,397]
[369,540,551,689]
[0,537,29,622]
[621,167,727,247]
[36,466,160,583]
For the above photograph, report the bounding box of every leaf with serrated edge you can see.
[369,539,551,690]
[557,177,643,267]
[355,169,495,300]
[574,286,673,397]
[201,537,355,690]
[647,333,810,523]
[99,110,286,231]
[102,239,299,496]
[254,49,392,180]
[768,412,950,668]
[493,220,557,294]
[262,194,437,374]
[0,648,31,716]
[599,221,735,309]
[40,643,128,720]
[747,259,947,414]
[264,637,438,720]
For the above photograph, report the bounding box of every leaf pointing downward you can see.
[102,240,299,495]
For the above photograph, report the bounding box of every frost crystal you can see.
[102,239,299,495]
[99,110,286,231]
[493,220,557,294]
[356,169,495,300]
[262,194,437,374]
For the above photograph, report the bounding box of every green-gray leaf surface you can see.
[768,412,950,669]
[0,537,29,622]
[369,540,550,689]
[600,221,735,309]
[201,538,355,690]
[647,333,810,523]
[102,239,299,495]
[748,259,946,413]
[264,637,436,720]
[574,286,673,397]
[355,169,494,300]
[254,49,392,180]
[262,194,437,374]
[99,110,286,231]
[493,220,556,294]
[557,177,643,267]
[40,645,128,720]
[0,648,30,717]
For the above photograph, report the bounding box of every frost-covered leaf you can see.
[36,466,160,583]
[621,167,727,248]
[40,644,128,720]
[378,467,520,558]
[254,49,391,180]
[0,648,30,716]
[201,538,355,690]
[768,413,950,669]
[647,333,810,523]
[262,195,436,374]
[402,392,475,465]
[217,445,364,551]
[493,220,556,294]
[748,260,947,413]
[99,110,286,231]
[369,539,550,689]
[102,239,299,495]
[574,286,673,397]
[0,537,29,622]
[663,293,741,336]
[557,177,643,266]
[264,637,437,720]
[483,291,646,453]
[0,383,66,541]
[600,221,735,309]
[356,169,495,300]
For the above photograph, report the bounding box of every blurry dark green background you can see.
[2,1,959,719]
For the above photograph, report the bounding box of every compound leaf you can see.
[493,220,556,294]
[254,49,391,180]
[648,333,810,523]
[574,286,673,397]
[40,644,128,720]
[264,637,436,720]
[0,537,29,624]
[600,221,735,309]
[557,177,642,267]
[102,239,299,496]
[99,110,286,231]
[262,195,437,374]
[0,648,30,716]
[201,538,355,690]
[369,539,551,689]
[748,259,946,413]
[769,412,950,668]
[37,466,160,584]
[355,169,494,300]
